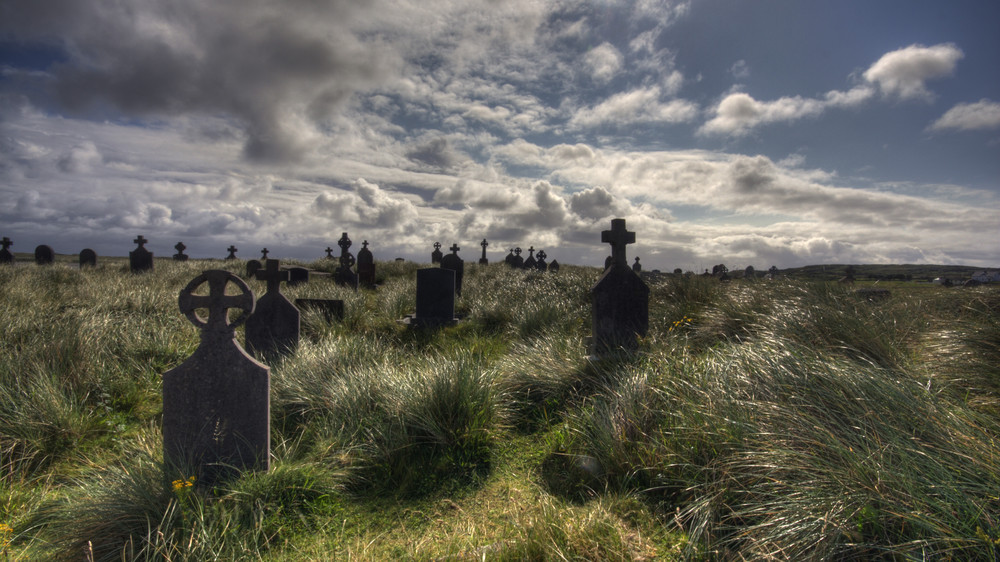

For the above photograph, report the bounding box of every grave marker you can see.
[0,237,13,264]
[162,270,269,485]
[225,245,238,260]
[548,259,560,273]
[523,246,537,270]
[632,257,642,273]
[431,242,443,265]
[335,232,358,289]
[173,241,189,262]
[246,259,299,357]
[440,243,465,297]
[590,218,649,356]
[504,248,515,267]
[511,247,524,269]
[357,240,376,289]
[34,245,54,265]
[401,268,458,327]
[286,266,311,286]
[325,247,334,259]
[246,259,262,278]
[130,235,154,272]
[535,250,547,271]
[79,248,97,268]
[479,239,489,265]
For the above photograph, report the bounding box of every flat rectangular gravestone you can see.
[402,267,457,327]
[245,259,300,358]
[162,270,269,485]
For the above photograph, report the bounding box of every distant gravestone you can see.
[535,250,547,271]
[246,259,299,357]
[549,259,560,273]
[523,246,537,270]
[260,248,269,260]
[173,241,189,262]
[162,270,269,485]
[479,239,489,265]
[505,248,515,267]
[325,247,334,260]
[511,247,524,269]
[130,235,154,273]
[246,260,262,279]
[431,242,443,265]
[590,218,649,356]
[79,248,97,268]
[440,243,465,297]
[286,266,310,286]
[744,265,755,280]
[401,268,458,327]
[34,245,54,265]
[632,257,642,273]
[225,245,238,260]
[357,240,375,289]
[295,298,345,323]
[335,232,358,290]
[0,237,13,264]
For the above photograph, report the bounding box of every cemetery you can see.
[0,223,999,560]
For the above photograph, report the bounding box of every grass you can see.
[1,259,999,559]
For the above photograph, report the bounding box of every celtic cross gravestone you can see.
[246,259,299,357]
[173,241,189,261]
[479,239,489,265]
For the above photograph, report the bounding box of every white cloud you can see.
[730,60,750,79]
[584,42,624,83]
[311,178,419,231]
[699,92,824,137]
[928,99,1000,131]
[569,86,699,128]
[862,43,963,101]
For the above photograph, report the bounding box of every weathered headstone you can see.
[325,247,334,259]
[744,265,755,280]
[335,232,358,290]
[632,257,642,273]
[431,242,443,265]
[549,259,560,272]
[440,243,465,297]
[523,246,537,270]
[260,248,269,260]
[246,259,263,279]
[401,268,458,327]
[357,240,376,289]
[479,239,489,265]
[535,250,547,271]
[79,248,97,268]
[295,298,345,323]
[225,245,238,260]
[286,266,310,286]
[162,270,269,485]
[590,218,649,356]
[511,247,524,269]
[0,237,13,264]
[246,259,300,357]
[505,248,515,267]
[130,235,154,272]
[173,241,189,261]
[34,245,54,265]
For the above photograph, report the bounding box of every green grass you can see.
[1,259,999,559]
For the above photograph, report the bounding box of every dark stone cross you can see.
[162,270,269,485]
[523,246,537,270]
[173,241,188,262]
[479,238,489,265]
[325,247,334,259]
[632,257,642,273]
[0,236,12,264]
[590,218,648,356]
[535,250,547,271]
[431,241,443,264]
[602,218,635,269]
[246,259,299,358]
[440,243,465,296]
[505,248,515,267]
[357,240,375,289]
[130,235,154,272]
[134,235,148,248]
[511,246,524,268]
[261,248,269,260]
[335,232,358,290]
[226,245,238,260]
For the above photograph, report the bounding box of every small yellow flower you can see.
[172,476,195,491]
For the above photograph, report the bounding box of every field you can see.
[2,258,999,560]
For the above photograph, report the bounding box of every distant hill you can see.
[777,264,984,282]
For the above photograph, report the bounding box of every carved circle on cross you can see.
[178,270,255,333]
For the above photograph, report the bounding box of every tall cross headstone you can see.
[523,246,537,270]
[440,243,465,297]
[79,248,97,268]
[335,232,358,290]
[0,237,13,264]
[130,235,154,272]
[34,245,54,265]
[162,270,269,485]
[431,242,443,264]
[173,242,189,262]
[357,240,375,289]
[246,259,300,357]
[261,248,269,260]
[325,247,334,259]
[535,250,547,271]
[479,239,489,265]
[511,247,524,268]
[632,257,642,273]
[225,245,238,260]
[504,248,515,267]
[590,218,649,356]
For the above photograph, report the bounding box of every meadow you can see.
[1,258,999,560]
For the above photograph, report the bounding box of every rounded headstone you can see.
[34,245,55,265]
[79,248,97,267]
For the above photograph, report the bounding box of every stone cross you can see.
[261,248,269,259]
[440,243,465,296]
[479,238,489,265]
[162,270,269,485]
[173,241,188,262]
[511,247,524,268]
[134,235,148,248]
[536,250,547,271]
[131,235,154,272]
[335,232,358,289]
[523,246,537,270]
[601,218,635,269]
[0,236,12,264]
[431,241,443,264]
[246,259,299,357]
[325,247,334,259]
[357,240,375,289]
[504,248,515,267]
[632,256,642,273]
[226,245,238,260]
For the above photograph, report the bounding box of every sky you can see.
[1,0,998,270]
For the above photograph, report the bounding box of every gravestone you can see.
[246,259,263,278]
[295,299,345,323]
[744,265,755,280]
[0,237,13,264]
[79,248,97,268]
[590,218,649,356]
[549,259,560,273]
[523,246,537,270]
[246,259,299,357]
[440,243,465,297]
[286,266,310,286]
[431,242,443,264]
[401,268,458,327]
[130,235,154,272]
[535,250,547,271]
[325,247,334,259]
[357,240,375,289]
[479,239,489,265]
[511,247,524,268]
[173,241,189,261]
[34,245,54,265]
[335,232,358,290]
[162,270,269,485]
[225,245,238,260]
[505,248,515,267]
[632,257,642,273]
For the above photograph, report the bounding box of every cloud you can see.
[569,86,699,128]
[730,60,750,79]
[57,141,102,174]
[928,99,1000,131]
[863,43,963,101]
[311,178,419,231]
[584,42,624,82]
[699,92,825,136]
[405,137,464,170]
